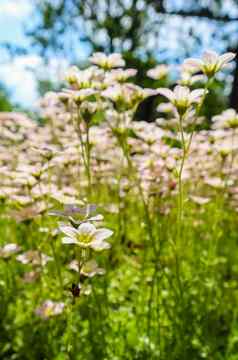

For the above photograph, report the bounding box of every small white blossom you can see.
[102,84,157,110]
[178,71,206,86]
[0,243,21,259]
[60,222,113,250]
[16,250,52,266]
[35,300,65,319]
[157,85,206,114]
[59,89,97,103]
[89,52,125,69]
[190,195,211,205]
[147,65,169,80]
[81,259,105,277]
[65,66,91,88]
[65,66,102,89]
[105,68,137,83]
[212,109,238,129]
[183,51,236,77]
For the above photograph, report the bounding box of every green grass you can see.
[1,187,238,360]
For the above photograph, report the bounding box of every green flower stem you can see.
[230,128,235,175]
[114,129,162,339]
[45,161,63,292]
[173,82,211,344]
[74,107,92,199]
[177,114,187,225]
[49,236,63,290]
[66,302,75,358]
[177,77,212,240]
[118,132,156,254]
[186,77,213,154]
[85,121,92,197]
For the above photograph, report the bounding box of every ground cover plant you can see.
[1,51,238,359]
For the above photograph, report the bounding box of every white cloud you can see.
[0,0,32,19]
[0,57,40,106]
[13,55,43,68]
[0,54,69,107]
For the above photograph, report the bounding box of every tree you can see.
[0,83,12,112]
[27,0,238,110]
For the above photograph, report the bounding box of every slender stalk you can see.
[178,114,186,225]
[119,132,156,253]
[85,121,92,197]
[75,108,92,198]
[46,161,63,291]
[49,237,63,289]
[230,128,235,175]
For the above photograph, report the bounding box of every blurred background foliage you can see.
[1,0,238,119]
[0,83,13,112]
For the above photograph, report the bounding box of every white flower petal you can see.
[109,53,125,67]
[87,214,104,222]
[223,109,236,117]
[219,52,236,66]
[174,86,190,101]
[90,240,111,251]
[94,228,113,242]
[77,222,96,235]
[68,260,79,272]
[189,89,206,103]
[183,58,203,71]
[203,50,218,64]
[157,88,175,101]
[62,237,78,245]
[59,225,79,238]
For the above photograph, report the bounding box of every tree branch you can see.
[153,6,238,22]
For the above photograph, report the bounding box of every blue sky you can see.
[0,0,235,108]
[0,0,37,106]
[0,0,193,108]
[0,0,73,108]
[0,0,93,108]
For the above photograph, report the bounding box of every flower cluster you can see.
[50,203,114,299]
[0,50,237,319]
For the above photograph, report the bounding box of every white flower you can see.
[190,195,211,205]
[89,52,125,69]
[59,222,113,250]
[178,71,206,86]
[204,177,225,189]
[35,300,65,319]
[157,85,206,114]
[81,259,105,277]
[65,66,90,88]
[59,89,97,103]
[183,51,236,77]
[68,259,80,272]
[147,65,169,80]
[101,84,123,103]
[212,109,238,129]
[65,66,101,89]
[80,101,99,115]
[65,66,81,85]
[102,84,157,110]
[0,243,21,258]
[16,250,52,266]
[105,68,137,83]
[65,66,106,90]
